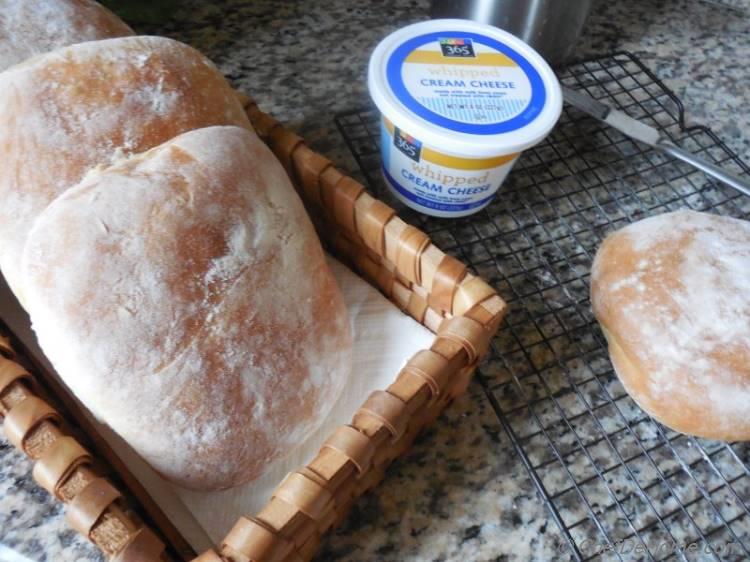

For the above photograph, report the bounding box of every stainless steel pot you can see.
[430,0,593,66]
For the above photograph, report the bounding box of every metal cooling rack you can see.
[334,51,750,561]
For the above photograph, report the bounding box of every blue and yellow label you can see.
[386,31,546,135]
[383,117,517,169]
[380,117,520,214]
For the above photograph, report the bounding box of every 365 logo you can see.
[394,128,422,162]
[439,38,476,58]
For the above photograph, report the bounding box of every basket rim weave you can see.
[0,95,506,562]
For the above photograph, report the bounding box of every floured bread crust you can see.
[0,35,252,299]
[591,210,750,441]
[21,126,353,490]
[0,0,133,71]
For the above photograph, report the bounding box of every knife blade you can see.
[561,86,750,197]
[563,86,661,146]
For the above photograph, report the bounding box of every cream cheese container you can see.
[368,19,562,217]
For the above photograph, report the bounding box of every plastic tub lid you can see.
[368,19,563,158]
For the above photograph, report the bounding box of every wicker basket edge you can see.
[0,94,507,562]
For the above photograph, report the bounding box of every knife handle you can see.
[657,142,750,198]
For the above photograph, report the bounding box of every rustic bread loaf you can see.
[21,125,352,490]
[0,3,352,490]
[0,35,252,301]
[591,210,750,441]
[0,0,133,71]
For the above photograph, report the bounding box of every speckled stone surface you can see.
[1,1,749,561]
[0,441,105,562]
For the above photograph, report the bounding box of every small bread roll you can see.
[0,0,133,71]
[0,36,252,300]
[22,126,352,490]
[591,210,750,441]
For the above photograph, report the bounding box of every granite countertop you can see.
[1,1,749,561]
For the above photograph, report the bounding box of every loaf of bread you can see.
[591,210,750,441]
[22,125,352,490]
[0,0,133,71]
[0,2,352,490]
[0,35,252,302]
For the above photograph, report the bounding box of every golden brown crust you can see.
[0,35,252,301]
[0,0,134,72]
[21,126,352,490]
[591,210,750,441]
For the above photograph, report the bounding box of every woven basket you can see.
[0,97,507,562]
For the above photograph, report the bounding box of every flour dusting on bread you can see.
[0,0,133,71]
[21,127,352,490]
[591,210,750,440]
[0,36,252,299]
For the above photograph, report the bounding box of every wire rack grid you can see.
[334,52,750,561]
